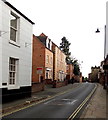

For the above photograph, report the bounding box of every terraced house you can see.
[32,33,53,92]
[0,0,34,102]
[52,43,67,88]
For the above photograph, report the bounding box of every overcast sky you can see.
[8,0,107,77]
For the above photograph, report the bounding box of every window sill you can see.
[8,85,20,90]
[9,40,20,48]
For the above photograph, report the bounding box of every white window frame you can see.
[9,11,20,46]
[9,57,18,85]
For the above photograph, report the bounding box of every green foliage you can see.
[60,37,71,63]
[59,36,80,75]
[73,63,80,75]
[84,77,88,81]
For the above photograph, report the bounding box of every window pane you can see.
[13,66,15,71]
[10,28,16,42]
[9,79,12,84]
[9,65,11,71]
[10,72,12,77]
[10,65,13,71]
[9,58,12,64]
[13,72,15,78]
[13,79,15,84]
[11,13,17,29]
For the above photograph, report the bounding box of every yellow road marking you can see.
[67,84,97,120]
[1,84,81,118]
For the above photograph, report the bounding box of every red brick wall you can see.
[32,35,45,83]
[32,82,44,93]
[66,64,74,80]
[74,75,80,82]
[53,80,68,88]
[45,79,53,84]
[99,73,104,86]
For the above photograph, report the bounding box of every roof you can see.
[52,41,66,55]
[33,34,53,53]
[37,36,47,46]
[2,0,35,25]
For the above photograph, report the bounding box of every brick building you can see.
[88,66,100,83]
[66,64,74,83]
[52,43,67,87]
[32,33,53,92]
[103,55,108,90]
[79,72,83,83]
[98,61,104,86]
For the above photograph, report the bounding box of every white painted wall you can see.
[1,0,33,89]
[0,0,2,88]
[106,2,108,58]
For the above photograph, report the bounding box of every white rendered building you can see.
[106,2,108,58]
[0,0,34,102]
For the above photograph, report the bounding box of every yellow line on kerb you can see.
[67,84,97,120]
[1,84,81,118]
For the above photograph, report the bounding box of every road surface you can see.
[3,83,96,119]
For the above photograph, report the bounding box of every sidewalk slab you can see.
[80,83,107,118]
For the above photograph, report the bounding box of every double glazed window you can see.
[9,58,18,85]
[10,12,19,42]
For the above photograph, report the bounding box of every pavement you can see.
[80,83,107,119]
[1,83,107,119]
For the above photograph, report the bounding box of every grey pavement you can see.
[80,83,107,119]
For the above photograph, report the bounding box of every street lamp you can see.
[95,25,106,59]
[95,28,100,33]
[96,26,108,91]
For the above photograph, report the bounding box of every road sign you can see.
[37,67,43,74]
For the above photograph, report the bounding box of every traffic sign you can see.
[37,67,43,74]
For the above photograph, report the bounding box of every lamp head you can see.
[95,28,100,33]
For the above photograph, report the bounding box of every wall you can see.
[0,0,2,88]
[32,35,45,83]
[32,82,44,93]
[106,2,108,58]
[45,48,53,80]
[90,67,100,83]
[66,64,74,80]
[1,1,33,90]
[52,43,66,81]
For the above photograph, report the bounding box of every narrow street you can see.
[3,83,96,119]
[1,0,108,120]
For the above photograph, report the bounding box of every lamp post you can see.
[95,25,106,59]
[95,25,108,91]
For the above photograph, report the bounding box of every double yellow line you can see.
[67,84,97,120]
[1,84,81,118]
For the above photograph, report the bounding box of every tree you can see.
[59,36,80,75]
[73,62,80,75]
[84,77,88,82]
[69,57,80,75]
[59,37,71,63]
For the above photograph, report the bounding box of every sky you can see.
[7,0,107,77]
